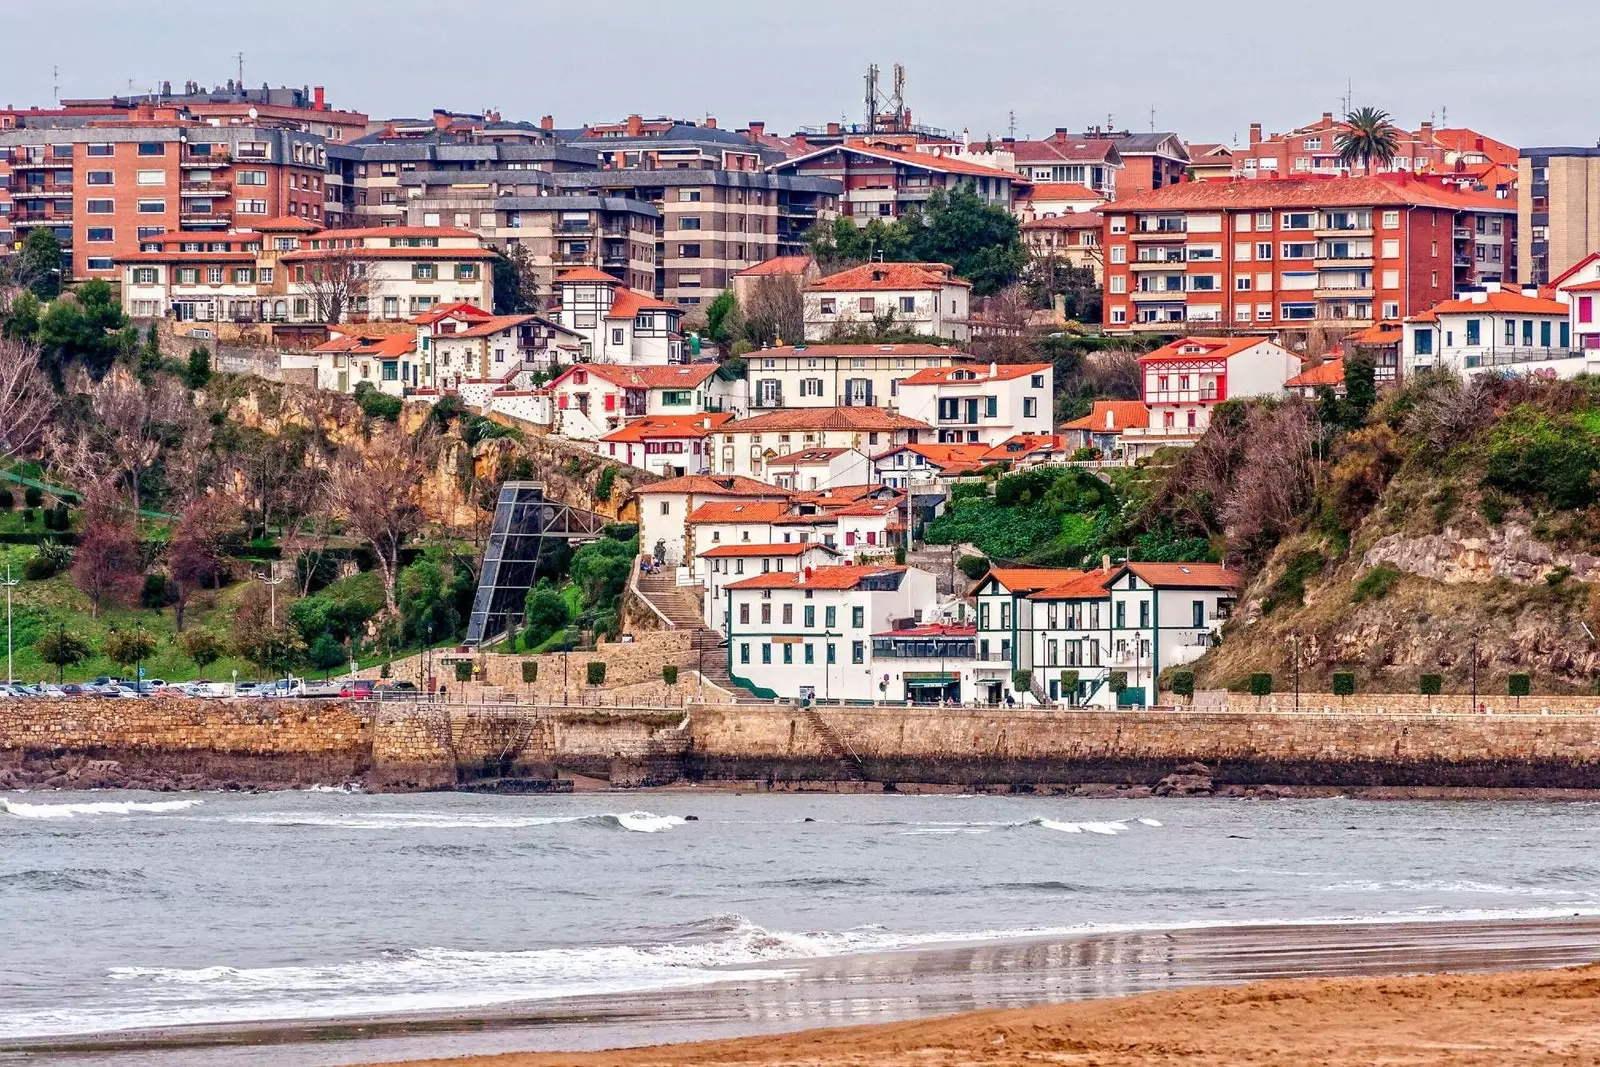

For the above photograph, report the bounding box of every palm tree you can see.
[1335,107,1402,174]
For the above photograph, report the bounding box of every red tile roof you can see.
[282,246,494,262]
[791,484,889,506]
[1563,279,1600,293]
[599,412,734,443]
[686,500,794,524]
[807,141,1021,180]
[1021,214,1102,230]
[755,343,966,358]
[900,362,1049,386]
[832,499,901,517]
[763,447,855,468]
[1123,562,1243,589]
[726,564,907,591]
[634,474,788,497]
[981,434,1068,461]
[1101,175,1517,214]
[411,301,496,325]
[1285,358,1346,389]
[725,407,930,433]
[555,267,620,284]
[872,623,976,638]
[311,333,416,357]
[1029,570,1115,600]
[551,362,718,391]
[1020,182,1101,201]
[873,443,994,469]
[735,255,815,278]
[607,287,678,319]
[808,262,970,292]
[1347,322,1404,345]
[976,568,1090,595]
[1061,400,1151,433]
[448,314,540,338]
[699,542,839,559]
[309,226,481,241]
[1423,291,1568,316]
[248,217,322,233]
[1138,336,1282,364]
[1009,137,1121,166]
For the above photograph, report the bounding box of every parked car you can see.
[104,685,144,699]
[299,681,344,699]
[233,681,261,698]
[374,681,421,700]
[339,679,377,699]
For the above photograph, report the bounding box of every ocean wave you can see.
[0,867,149,892]
[0,798,203,819]
[1317,878,1582,898]
[896,817,1158,837]
[216,809,686,832]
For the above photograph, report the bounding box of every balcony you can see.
[9,155,51,170]
[182,152,231,167]
[1130,252,1187,269]
[11,213,70,227]
[1315,226,1373,238]
[1130,288,1188,301]
[1453,227,1473,239]
[9,183,72,198]
[180,181,231,196]
[179,211,228,226]
[555,252,594,265]
[558,220,596,233]
[1316,255,1374,269]
[1314,287,1373,299]
[1462,347,1587,369]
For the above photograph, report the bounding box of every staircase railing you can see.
[629,555,678,629]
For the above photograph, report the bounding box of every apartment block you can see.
[741,342,970,412]
[15,81,369,143]
[1234,114,1516,181]
[1118,336,1301,459]
[549,268,683,364]
[804,262,971,342]
[771,142,1017,224]
[0,122,327,278]
[1099,176,1516,334]
[708,407,929,482]
[1518,147,1600,285]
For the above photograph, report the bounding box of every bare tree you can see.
[739,275,805,347]
[1222,401,1319,564]
[969,284,1038,363]
[76,367,195,516]
[298,246,382,324]
[0,337,51,463]
[326,427,432,617]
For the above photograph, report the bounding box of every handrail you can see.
[629,554,678,629]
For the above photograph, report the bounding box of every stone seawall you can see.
[4,699,1600,792]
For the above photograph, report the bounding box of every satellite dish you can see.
[247,106,258,120]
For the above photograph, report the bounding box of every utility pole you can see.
[135,619,145,694]
[2,564,17,684]
[256,560,285,627]
[1291,632,1301,711]
[1470,639,1478,713]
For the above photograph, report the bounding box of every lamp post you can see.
[2,564,17,684]
[135,619,145,695]
[56,623,66,685]
[256,560,286,627]
[1291,631,1302,711]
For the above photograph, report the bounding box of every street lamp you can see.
[2,564,17,684]
[1290,631,1302,711]
[134,619,145,695]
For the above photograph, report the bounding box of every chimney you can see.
[1101,554,1111,573]
[794,133,808,150]
[540,114,554,131]
[989,361,998,377]
[1249,123,1263,147]
[704,116,716,129]
[161,80,171,95]
[1054,127,1069,145]
[1420,121,1434,140]
[1321,111,1333,126]
[1104,408,1114,430]
[626,113,643,136]
[748,120,764,138]
[313,86,326,110]
[826,122,840,136]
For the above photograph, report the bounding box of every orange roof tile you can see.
[725,407,930,433]
[308,226,480,241]
[981,434,1068,461]
[554,267,620,284]
[1029,570,1114,600]
[1423,291,1568,316]
[763,447,855,468]
[599,412,734,443]
[1563,279,1600,293]
[411,301,496,325]
[311,333,416,358]
[1060,400,1151,433]
[446,314,540,338]
[873,443,994,468]
[607,287,678,319]
[1284,358,1346,389]
[755,342,966,358]
[790,484,888,506]
[976,568,1091,595]
[1123,562,1242,589]
[726,564,907,591]
[700,542,839,559]
[900,362,1050,386]
[735,255,815,278]
[795,141,1021,180]
[686,500,794,524]
[248,216,322,233]
[1101,175,1516,215]
[1021,182,1101,201]
[1348,322,1404,345]
[282,246,493,262]
[551,363,718,391]
[808,261,970,292]
[634,474,789,497]
[1020,214,1102,230]
[1138,336,1284,364]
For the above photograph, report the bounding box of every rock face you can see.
[1363,523,1600,585]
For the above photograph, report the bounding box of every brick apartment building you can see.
[770,142,1017,223]
[1,81,368,143]
[1099,175,1516,334]
[1518,147,1600,285]
[1232,114,1516,181]
[0,118,328,279]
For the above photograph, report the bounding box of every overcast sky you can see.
[4,1,1596,149]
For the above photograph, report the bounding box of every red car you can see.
[339,679,377,699]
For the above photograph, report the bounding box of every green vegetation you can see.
[1011,669,1032,694]
[521,661,538,684]
[351,382,403,422]
[1508,674,1532,698]
[1352,564,1402,603]
[1249,673,1274,698]
[1332,672,1356,697]
[1169,670,1195,700]
[586,661,607,687]
[1420,674,1443,696]
[454,660,473,683]
[956,554,989,581]
[662,664,678,686]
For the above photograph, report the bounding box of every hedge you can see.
[586,661,607,687]
[1331,672,1356,697]
[1508,674,1531,698]
[1249,672,1273,697]
[1170,670,1196,699]
[1419,674,1443,696]
[662,664,678,686]
[521,661,539,684]
[454,660,473,683]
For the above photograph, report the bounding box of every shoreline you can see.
[12,916,1600,1066]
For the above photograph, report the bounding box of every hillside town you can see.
[3,67,1600,709]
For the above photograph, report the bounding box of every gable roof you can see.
[1101,175,1516,215]
[411,301,497,325]
[1061,400,1151,433]
[634,474,788,497]
[1019,182,1101,202]
[1138,336,1282,363]
[872,442,995,470]
[974,567,1090,597]
[763,447,856,468]
[444,314,541,338]
[686,500,794,524]
[1009,137,1122,167]
[1121,562,1243,589]
[1029,570,1115,601]
[1421,291,1568,317]
[725,564,907,591]
[900,362,1049,385]
[791,484,893,507]
[699,542,840,559]
[608,287,679,319]
[550,362,718,391]
[778,141,1021,181]
[311,333,416,358]
[599,412,734,443]
[1284,358,1346,389]
[553,267,620,284]
[981,434,1069,461]
[807,262,971,292]
[735,255,815,278]
[749,342,966,358]
[1347,322,1404,346]
[724,407,931,433]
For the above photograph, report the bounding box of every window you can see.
[858,296,875,313]
[761,643,772,665]
[1256,242,1273,260]
[740,642,750,664]
[456,263,478,280]
[678,188,701,202]
[1465,319,1480,346]
[804,605,815,628]
[899,295,915,313]
[1413,331,1433,356]
[259,267,274,284]
[207,267,224,284]
[804,643,814,665]
[851,641,865,664]
[679,217,701,230]
[85,143,112,157]
[819,298,836,315]
[85,257,113,271]
[86,170,114,185]
[1281,212,1313,230]
[1109,275,1126,294]
[851,606,865,628]
[1382,210,1400,229]
[233,268,253,284]
[826,642,837,664]
[1235,276,1252,291]
[85,227,113,242]
[1109,246,1126,264]
[136,142,165,156]
[677,243,701,258]
[132,267,158,285]
[1023,397,1037,418]
[825,606,836,628]
[1110,306,1126,324]
[236,170,267,186]
[1381,239,1400,258]
[782,643,793,665]
[85,199,114,213]
[1280,242,1314,259]
[1382,301,1399,320]
[413,263,436,280]
[610,328,624,345]
[134,170,164,186]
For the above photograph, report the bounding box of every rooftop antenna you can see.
[864,63,879,132]
[1441,105,1448,126]
[235,52,245,90]
[1007,109,1016,139]
[890,62,905,121]
[52,65,59,104]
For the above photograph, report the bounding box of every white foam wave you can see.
[1138,818,1163,827]
[1319,879,1579,898]
[897,816,1156,837]
[216,810,686,832]
[0,798,203,819]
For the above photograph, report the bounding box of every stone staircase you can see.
[805,708,869,780]
[634,572,706,629]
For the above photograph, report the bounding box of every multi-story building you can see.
[771,142,1018,224]
[700,542,842,632]
[893,361,1054,445]
[804,262,971,342]
[415,301,580,383]
[25,81,369,143]
[1096,131,1191,196]
[742,342,969,412]
[723,564,939,701]
[1235,115,1516,182]
[1059,400,1150,459]
[1099,175,1517,334]
[546,362,727,439]
[1119,336,1301,459]
[1518,147,1600,286]
[595,412,735,477]
[1,120,327,278]
[991,132,1122,199]
[549,268,683,364]
[731,254,820,307]
[1401,286,1588,380]
[1550,254,1600,352]
[709,407,929,481]
[1186,143,1236,182]
[761,447,872,492]
[633,474,795,568]
[1021,214,1103,282]
[870,442,994,488]
[969,567,1088,704]
[559,115,780,172]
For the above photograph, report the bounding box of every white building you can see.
[1025,562,1241,708]
[710,407,930,481]
[762,447,871,492]
[1402,286,1586,380]
[969,567,1089,704]
[700,542,841,631]
[550,267,683,364]
[597,413,735,477]
[1120,336,1302,461]
[870,623,983,704]
[281,226,495,321]
[633,474,793,569]
[894,362,1053,446]
[415,302,581,387]
[546,363,727,440]
[871,443,994,489]
[1551,253,1600,353]
[723,565,939,701]
[295,328,420,395]
[743,343,970,413]
[804,262,971,343]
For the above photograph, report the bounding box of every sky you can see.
[3,0,1597,149]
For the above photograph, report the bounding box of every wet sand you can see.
[18,917,1600,1067]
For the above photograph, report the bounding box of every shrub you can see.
[24,539,73,580]
[24,486,43,509]
[1071,446,1099,462]
[586,660,607,687]
[1331,671,1356,697]
[0,488,12,510]
[454,660,473,683]
[1107,670,1128,695]
[34,628,91,677]
[1483,407,1600,510]
[1546,565,1573,587]
[1011,668,1032,695]
[380,662,391,679]
[1419,674,1443,696]
[521,661,539,684]
[52,503,69,531]
[1262,548,1323,614]
[1058,669,1080,700]
[140,573,170,609]
[351,382,402,422]
[1352,564,1401,603]
[662,664,678,686]
[179,629,225,675]
[22,508,34,525]
[956,554,989,581]
[103,628,158,672]
[894,544,906,565]
[185,345,212,388]
[1249,672,1274,698]
[306,632,346,673]
[1508,673,1531,698]
[1171,670,1196,699]
[594,465,617,502]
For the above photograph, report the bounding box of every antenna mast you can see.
[864,64,879,132]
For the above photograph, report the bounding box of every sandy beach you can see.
[369,963,1600,1067]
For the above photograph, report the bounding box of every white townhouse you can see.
[295,328,420,396]
[281,226,495,321]
[1550,253,1600,353]
[550,267,683,364]
[596,413,735,478]
[633,474,794,569]
[968,567,1089,705]
[700,542,841,632]
[1402,286,1589,381]
[723,565,939,701]
[762,447,871,492]
[710,407,930,481]
[1120,336,1302,461]
[415,302,581,386]
[743,343,970,413]
[546,362,728,440]
[870,623,984,705]
[871,442,994,489]
[804,262,972,343]
[1025,562,1242,708]
[893,362,1054,446]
